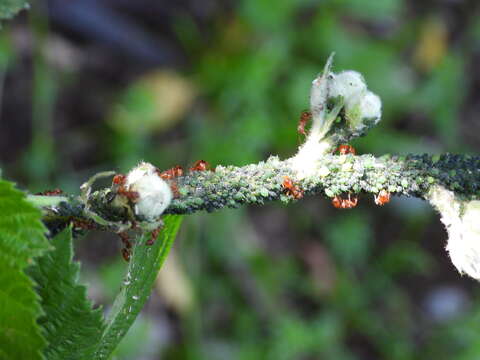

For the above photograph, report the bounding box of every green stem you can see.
[27,195,68,208]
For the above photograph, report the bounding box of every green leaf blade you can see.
[0,180,50,269]
[29,227,106,360]
[0,179,50,360]
[94,215,183,359]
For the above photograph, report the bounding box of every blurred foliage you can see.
[1,0,480,359]
[0,0,28,21]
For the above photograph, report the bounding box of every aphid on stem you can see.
[156,166,183,198]
[282,176,304,200]
[112,174,139,201]
[374,189,391,206]
[189,160,213,172]
[36,188,63,196]
[157,165,183,180]
[72,218,96,231]
[335,145,356,155]
[297,110,312,137]
[331,193,358,209]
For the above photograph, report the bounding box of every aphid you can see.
[297,110,312,137]
[112,174,127,188]
[336,145,356,155]
[331,193,358,209]
[157,165,183,181]
[169,182,180,199]
[118,231,132,249]
[118,232,132,262]
[344,194,358,208]
[72,218,96,231]
[156,165,183,198]
[189,160,212,172]
[146,227,161,246]
[121,248,131,262]
[374,189,391,206]
[112,173,139,201]
[282,176,304,200]
[331,196,343,209]
[36,188,63,196]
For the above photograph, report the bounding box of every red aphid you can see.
[157,166,183,198]
[297,110,312,137]
[282,176,304,200]
[336,145,356,155]
[112,174,126,185]
[146,228,161,246]
[112,173,139,201]
[158,165,184,180]
[72,219,96,230]
[331,193,358,209]
[36,188,63,196]
[118,231,132,249]
[121,248,131,262]
[189,160,212,172]
[118,188,139,201]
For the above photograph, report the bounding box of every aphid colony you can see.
[280,111,391,209]
[113,160,213,261]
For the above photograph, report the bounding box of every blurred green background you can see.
[1,0,480,359]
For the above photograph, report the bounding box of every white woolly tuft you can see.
[329,71,367,104]
[126,162,172,220]
[358,91,382,120]
[428,185,480,280]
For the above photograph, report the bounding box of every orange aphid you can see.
[112,173,139,201]
[158,165,183,180]
[374,190,391,206]
[189,160,212,172]
[282,176,304,200]
[331,193,358,209]
[336,145,356,155]
[156,165,183,198]
[112,174,127,185]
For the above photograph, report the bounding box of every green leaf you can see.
[0,179,50,360]
[94,215,183,359]
[29,227,106,360]
[0,0,29,21]
[0,181,50,269]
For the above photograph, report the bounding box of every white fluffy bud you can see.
[428,185,480,280]
[126,162,172,220]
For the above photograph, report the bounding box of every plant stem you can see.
[29,153,480,231]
